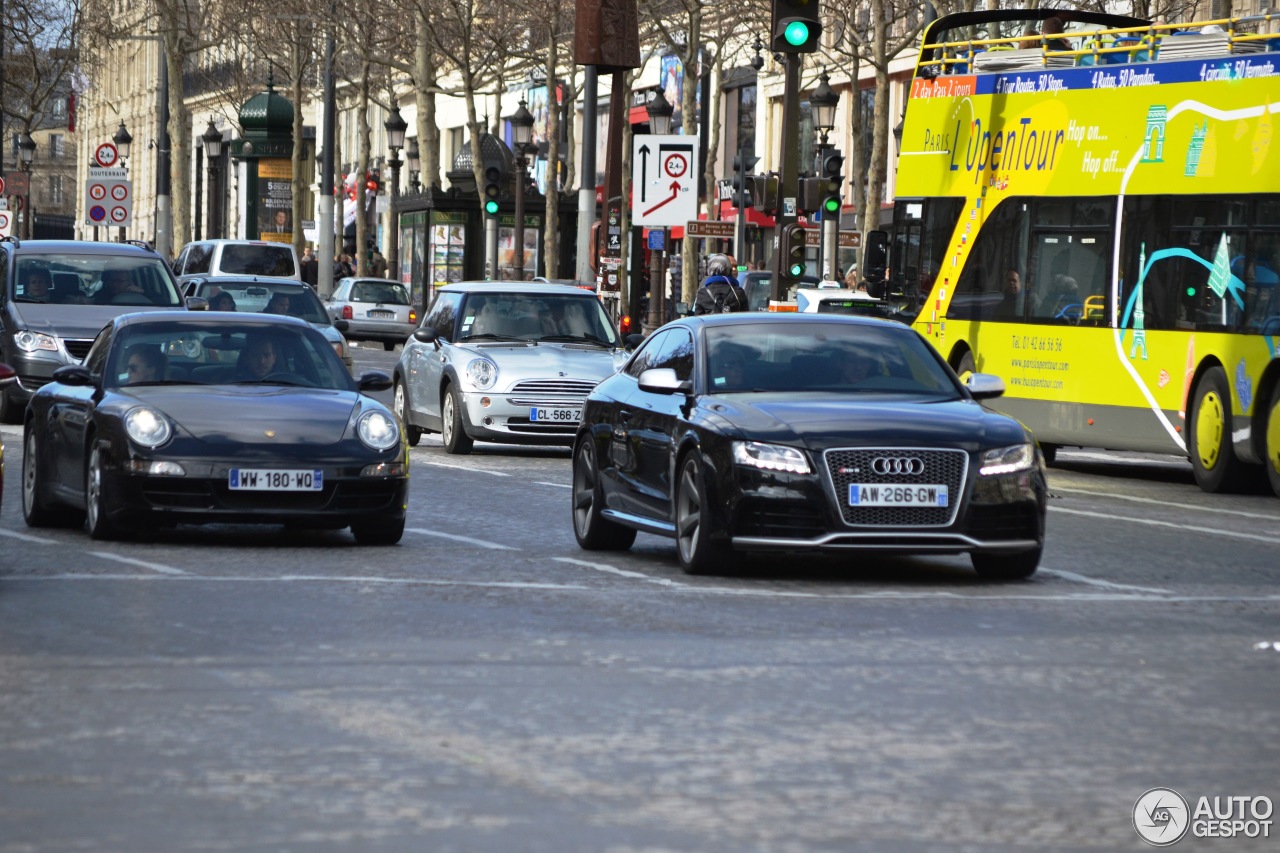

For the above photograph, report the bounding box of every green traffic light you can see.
[789,262,805,277]
[823,197,840,214]
[484,200,500,215]
[784,20,810,46]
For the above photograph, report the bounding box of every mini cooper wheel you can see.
[441,384,473,455]
[85,444,123,541]
[674,453,737,575]
[1189,366,1253,493]
[971,547,1041,581]
[572,438,636,551]
[351,516,405,546]
[395,379,422,447]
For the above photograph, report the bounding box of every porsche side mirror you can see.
[52,365,94,386]
[333,318,350,332]
[357,370,393,392]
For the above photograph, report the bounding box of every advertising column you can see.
[257,158,293,242]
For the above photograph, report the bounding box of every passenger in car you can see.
[209,292,237,311]
[263,293,292,315]
[95,270,145,304]
[20,267,52,302]
[124,345,169,383]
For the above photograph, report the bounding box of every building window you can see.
[49,134,63,158]
[49,175,64,205]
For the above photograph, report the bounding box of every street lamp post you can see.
[644,88,674,332]
[809,70,840,280]
[112,122,132,243]
[18,132,35,239]
[405,137,421,193]
[202,120,224,240]
[735,38,765,268]
[508,100,536,281]
[383,106,407,282]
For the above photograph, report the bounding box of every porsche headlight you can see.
[979,443,1036,476]
[15,330,58,353]
[356,410,400,451]
[466,358,497,390]
[732,441,812,474]
[124,407,173,448]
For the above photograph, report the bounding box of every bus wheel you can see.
[1265,382,1280,498]
[1040,443,1058,465]
[1189,366,1252,493]
[955,351,975,382]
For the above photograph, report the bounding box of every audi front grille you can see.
[823,447,969,527]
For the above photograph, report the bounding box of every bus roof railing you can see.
[915,10,1280,77]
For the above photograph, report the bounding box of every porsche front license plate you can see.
[529,407,581,423]
[848,484,948,507]
[229,469,324,491]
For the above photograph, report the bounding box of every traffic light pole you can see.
[769,52,802,304]
[823,199,839,280]
[734,137,748,265]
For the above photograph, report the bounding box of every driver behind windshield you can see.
[95,269,144,304]
[236,333,279,380]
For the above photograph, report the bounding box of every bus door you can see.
[1026,202,1114,327]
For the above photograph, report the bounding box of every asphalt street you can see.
[0,342,1277,852]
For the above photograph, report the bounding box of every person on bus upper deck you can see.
[1019,15,1071,51]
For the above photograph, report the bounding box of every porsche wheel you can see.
[1189,366,1253,493]
[572,438,636,551]
[85,444,123,541]
[395,379,422,447]
[972,547,1041,580]
[674,453,737,575]
[22,429,65,527]
[441,384,473,455]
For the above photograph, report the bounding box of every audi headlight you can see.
[466,358,497,390]
[124,407,172,448]
[732,441,812,474]
[15,330,58,353]
[979,443,1036,476]
[356,410,400,451]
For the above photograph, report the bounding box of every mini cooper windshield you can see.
[459,293,619,347]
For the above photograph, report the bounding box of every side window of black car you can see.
[83,326,113,376]
[649,329,694,381]
[430,293,461,338]
[625,330,668,378]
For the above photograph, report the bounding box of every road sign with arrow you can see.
[631,134,698,228]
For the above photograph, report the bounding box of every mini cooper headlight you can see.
[15,330,58,353]
[979,443,1036,476]
[356,410,400,451]
[466,358,497,390]
[732,441,812,474]
[124,407,173,448]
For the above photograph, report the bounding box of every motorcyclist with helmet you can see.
[693,253,748,315]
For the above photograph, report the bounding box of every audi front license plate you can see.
[529,407,581,423]
[229,469,324,491]
[848,484,948,507]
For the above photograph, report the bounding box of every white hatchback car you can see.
[325,278,417,351]
[395,282,630,454]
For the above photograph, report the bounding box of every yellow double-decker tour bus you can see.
[881,7,1280,497]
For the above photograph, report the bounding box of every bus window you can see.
[949,198,1027,321]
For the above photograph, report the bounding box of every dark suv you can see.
[0,238,186,422]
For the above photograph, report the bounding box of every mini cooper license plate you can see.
[530,407,581,423]
[848,484,948,507]
[229,469,324,491]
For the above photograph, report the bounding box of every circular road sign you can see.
[0,212,10,231]
[663,153,688,179]
[110,206,129,223]
[110,184,129,201]
[89,205,107,222]
[94,142,119,168]
[0,175,6,195]
[6,172,29,196]
[89,183,107,201]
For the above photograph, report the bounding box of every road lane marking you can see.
[412,458,511,477]
[553,557,687,588]
[88,552,187,575]
[536,481,572,489]
[1049,506,1280,544]
[1051,486,1280,521]
[0,528,59,545]
[1039,568,1171,595]
[406,528,518,550]
[5,572,1279,603]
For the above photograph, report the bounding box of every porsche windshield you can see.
[107,320,354,390]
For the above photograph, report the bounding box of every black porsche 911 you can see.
[571,314,1048,578]
[21,312,408,543]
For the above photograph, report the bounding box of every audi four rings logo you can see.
[872,457,925,476]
